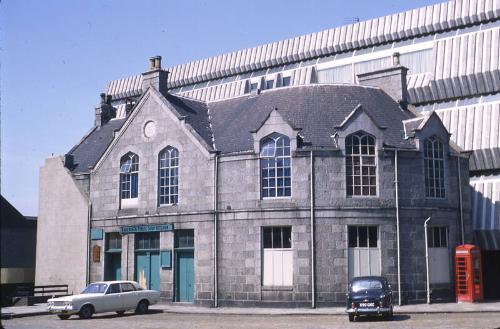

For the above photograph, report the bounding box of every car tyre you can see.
[116,310,126,315]
[348,314,355,322]
[135,300,149,314]
[57,314,71,320]
[78,305,94,319]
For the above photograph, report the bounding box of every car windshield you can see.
[81,283,108,294]
[351,279,383,292]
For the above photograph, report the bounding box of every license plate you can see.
[359,302,375,307]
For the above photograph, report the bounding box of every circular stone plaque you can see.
[143,121,156,138]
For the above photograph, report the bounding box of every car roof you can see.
[91,281,137,285]
[350,276,386,282]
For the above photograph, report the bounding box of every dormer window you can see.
[120,152,139,207]
[250,82,258,92]
[346,132,376,196]
[260,133,291,198]
[266,79,274,89]
[424,137,445,198]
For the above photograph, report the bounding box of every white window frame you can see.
[120,153,139,208]
[260,133,292,199]
[345,132,377,197]
[158,146,179,206]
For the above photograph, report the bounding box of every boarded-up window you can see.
[428,226,450,283]
[262,227,293,286]
[348,226,380,280]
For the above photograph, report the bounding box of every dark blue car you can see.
[346,276,393,322]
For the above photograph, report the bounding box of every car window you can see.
[82,283,108,294]
[120,283,136,293]
[351,279,383,292]
[107,283,121,294]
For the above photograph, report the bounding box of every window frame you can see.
[260,133,292,199]
[158,146,179,206]
[345,131,377,197]
[423,137,446,199]
[262,226,293,287]
[348,226,379,248]
[427,226,448,248]
[119,152,139,207]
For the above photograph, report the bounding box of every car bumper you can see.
[48,306,79,315]
[346,307,391,315]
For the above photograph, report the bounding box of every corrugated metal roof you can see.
[471,174,500,250]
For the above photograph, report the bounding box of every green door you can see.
[104,253,121,281]
[176,251,194,302]
[135,251,160,291]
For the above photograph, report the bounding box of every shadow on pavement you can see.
[353,314,411,322]
[67,309,163,320]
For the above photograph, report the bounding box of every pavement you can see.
[2,301,500,319]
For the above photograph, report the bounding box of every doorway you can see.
[174,229,194,302]
[134,233,160,291]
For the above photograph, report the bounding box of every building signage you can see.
[120,224,173,234]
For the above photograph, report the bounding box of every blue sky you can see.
[1,0,442,216]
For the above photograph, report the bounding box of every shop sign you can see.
[120,224,173,234]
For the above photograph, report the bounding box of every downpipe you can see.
[213,154,219,307]
[394,149,402,306]
[424,217,432,304]
[310,150,316,308]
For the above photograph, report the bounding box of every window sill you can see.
[261,286,293,291]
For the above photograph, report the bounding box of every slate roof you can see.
[67,84,417,173]
[208,84,416,154]
[163,93,214,149]
[68,119,126,173]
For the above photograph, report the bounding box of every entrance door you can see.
[176,250,194,302]
[104,253,121,281]
[135,251,160,291]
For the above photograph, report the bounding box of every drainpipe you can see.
[213,154,219,308]
[310,150,316,308]
[86,201,92,286]
[424,217,432,304]
[457,157,464,244]
[395,149,402,306]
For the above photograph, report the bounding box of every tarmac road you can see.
[2,311,500,329]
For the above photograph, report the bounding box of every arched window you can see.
[260,133,291,198]
[158,147,179,205]
[424,137,445,198]
[346,132,376,196]
[120,152,139,200]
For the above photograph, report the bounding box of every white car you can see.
[47,280,160,320]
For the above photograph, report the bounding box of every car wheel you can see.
[78,305,94,319]
[348,314,355,322]
[116,310,126,315]
[135,300,149,314]
[57,314,71,320]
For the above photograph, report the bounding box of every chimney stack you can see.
[94,93,116,128]
[142,55,169,94]
[357,52,409,104]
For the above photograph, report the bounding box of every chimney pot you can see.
[392,52,400,66]
[154,56,162,70]
[106,94,112,105]
[100,93,106,104]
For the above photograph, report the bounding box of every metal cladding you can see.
[471,175,500,250]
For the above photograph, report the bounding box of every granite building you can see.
[36,0,499,304]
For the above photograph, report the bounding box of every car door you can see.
[101,283,124,312]
[120,282,138,310]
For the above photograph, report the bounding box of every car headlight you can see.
[47,301,53,307]
[64,301,72,307]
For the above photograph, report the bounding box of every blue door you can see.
[176,251,194,302]
[104,252,121,281]
[135,251,160,291]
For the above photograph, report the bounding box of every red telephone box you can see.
[455,244,483,302]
